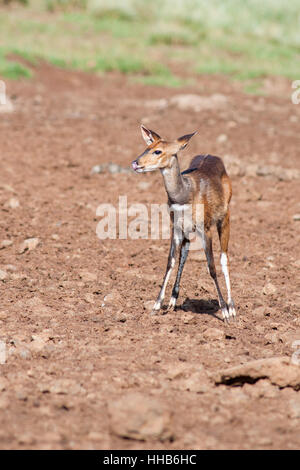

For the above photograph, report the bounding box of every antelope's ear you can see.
[141,125,161,145]
[177,131,197,150]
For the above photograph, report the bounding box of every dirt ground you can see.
[0,63,300,450]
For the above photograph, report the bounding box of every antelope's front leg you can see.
[168,237,190,310]
[151,232,179,315]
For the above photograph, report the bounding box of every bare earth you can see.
[0,64,300,449]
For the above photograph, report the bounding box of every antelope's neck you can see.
[161,155,191,205]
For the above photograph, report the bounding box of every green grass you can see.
[0,50,32,79]
[0,0,299,89]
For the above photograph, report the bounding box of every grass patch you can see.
[0,1,299,90]
[133,74,187,88]
[243,81,265,95]
[0,51,32,79]
[147,31,197,47]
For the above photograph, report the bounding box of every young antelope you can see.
[131,126,236,323]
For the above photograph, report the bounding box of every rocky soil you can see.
[0,65,300,449]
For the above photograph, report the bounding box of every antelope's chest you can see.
[169,203,200,237]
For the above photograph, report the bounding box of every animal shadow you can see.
[179,297,222,321]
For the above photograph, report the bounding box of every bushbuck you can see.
[131,125,236,322]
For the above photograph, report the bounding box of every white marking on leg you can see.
[155,263,174,311]
[220,252,231,298]
[220,252,236,318]
[168,296,177,309]
[222,306,230,322]
[161,265,173,299]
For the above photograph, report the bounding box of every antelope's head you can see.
[132,125,196,173]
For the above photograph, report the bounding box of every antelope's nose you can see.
[132,160,138,171]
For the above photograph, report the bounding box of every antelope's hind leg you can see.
[217,213,236,320]
[202,229,230,323]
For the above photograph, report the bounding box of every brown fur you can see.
[183,154,232,229]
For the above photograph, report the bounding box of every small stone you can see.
[49,379,83,395]
[114,312,127,323]
[0,240,13,249]
[243,379,279,399]
[108,392,173,442]
[253,306,266,317]
[23,297,52,318]
[15,387,28,401]
[0,270,8,281]
[102,290,122,307]
[288,398,300,419]
[164,362,188,380]
[181,313,194,324]
[217,134,228,143]
[18,348,32,360]
[18,434,36,445]
[144,300,155,311]
[178,370,211,393]
[33,94,42,105]
[29,336,47,354]
[3,264,16,272]
[203,327,225,341]
[170,93,228,113]
[91,162,130,175]
[145,98,168,109]
[88,431,105,441]
[264,332,279,344]
[213,356,300,389]
[0,97,14,114]
[0,377,9,391]
[79,271,97,283]
[53,397,76,410]
[18,238,39,254]
[279,331,300,347]
[263,283,277,295]
[84,293,95,304]
[5,197,19,209]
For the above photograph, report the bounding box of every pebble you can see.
[0,270,8,281]
[0,240,13,249]
[18,238,39,254]
[5,197,19,209]
[203,327,225,341]
[263,283,277,295]
[108,392,173,442]
[288,398,300,419]
[217,134,228,143]
[91,162,131,175]
[79,271,97,282]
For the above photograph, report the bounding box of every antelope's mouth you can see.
[132,160,144,173]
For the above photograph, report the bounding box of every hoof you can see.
[168,296,177,310]
[150,301,161,315]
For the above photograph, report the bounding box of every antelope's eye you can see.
[153,150,162,155]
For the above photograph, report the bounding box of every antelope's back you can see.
[182,154,232,222]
